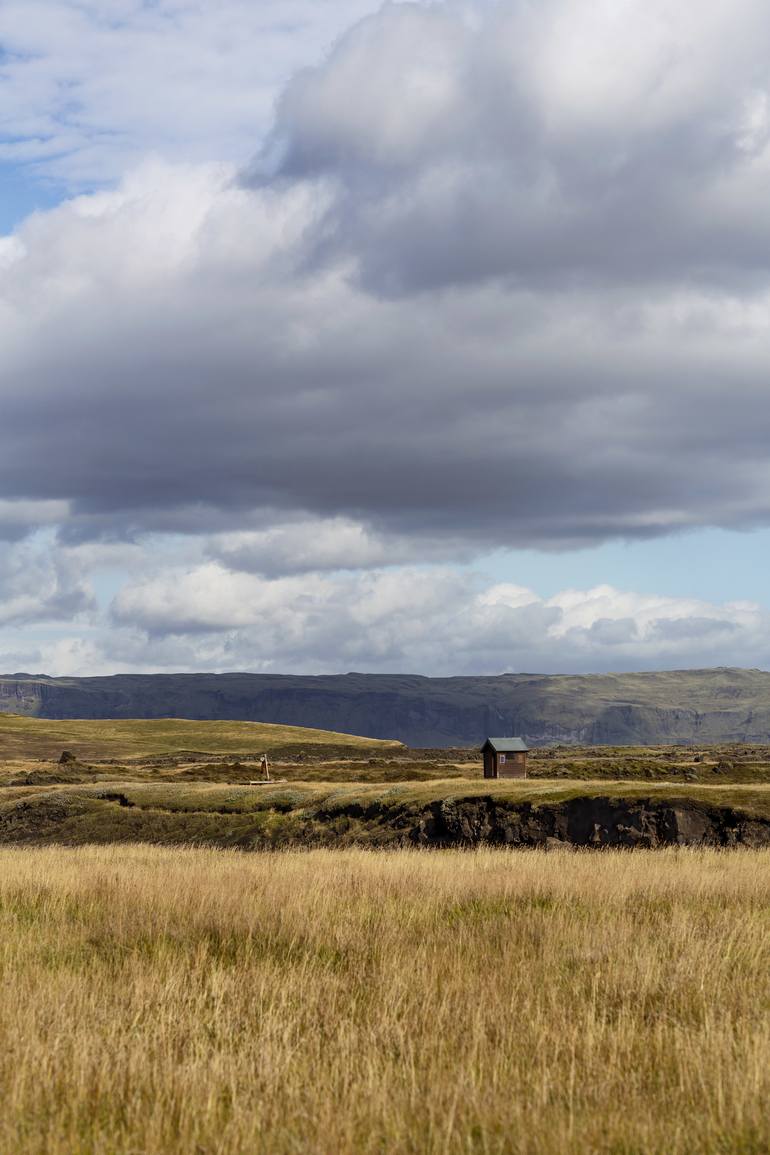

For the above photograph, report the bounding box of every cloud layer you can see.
[4,2,770,551]
[2,533,766,675]
[2,0,770,673]
[268,0,770,292]
[0,0,381,184]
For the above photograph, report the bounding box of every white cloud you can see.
[107,561,770,675]
[544,584,758,640]
[0,0,383,184]
[2,1,770,675]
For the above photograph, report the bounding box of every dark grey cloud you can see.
[2,1,770,560]
[0,500,69,542]
[263,0,770,294]
[0,537,94,625]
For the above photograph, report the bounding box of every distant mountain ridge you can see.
[2,667,770,747]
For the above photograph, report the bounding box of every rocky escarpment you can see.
[4,667,770,747]
[405,797,770,848]
[0,679,46,715]
[5,787,767,850]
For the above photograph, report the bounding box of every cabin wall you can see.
[498,752,527,779]
[483,749,496,778]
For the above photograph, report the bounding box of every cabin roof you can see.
[481,737,529,753]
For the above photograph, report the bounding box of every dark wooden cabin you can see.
[481,737,529,779]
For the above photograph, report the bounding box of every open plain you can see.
[3,715,770,849]
[1,717,769,1153]
[0,843,768,1155]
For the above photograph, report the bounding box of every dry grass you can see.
[0,846,768,1153]
[0,714,399,761]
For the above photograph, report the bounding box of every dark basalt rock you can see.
[407,797,770,849]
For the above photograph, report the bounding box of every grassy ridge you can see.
[1,779,770,849]
[0,713,400,760]
[0,844,767,1154]
[5,777,770,816]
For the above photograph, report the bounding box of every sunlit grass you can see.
[0,844,767,1153]
[0,713,398,760]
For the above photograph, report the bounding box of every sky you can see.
[1,0,770,678]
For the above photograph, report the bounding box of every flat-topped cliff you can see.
[2,667,770,747]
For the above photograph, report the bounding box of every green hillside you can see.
[0,714,400,762]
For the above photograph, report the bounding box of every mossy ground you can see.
[1,778,770,849]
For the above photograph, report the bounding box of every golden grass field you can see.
[0,713,400,761]
[0,843,768,1154]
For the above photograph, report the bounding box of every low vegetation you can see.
[3,719,770,849]
[4,714,770,787]
[0,720,767,1150]
[1,779,769,849]
[0,713,400,761]
[0,844,767,1154]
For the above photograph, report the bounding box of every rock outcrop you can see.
[406,797,770,848]
[4,667,770,747]
[2,787,768,849]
